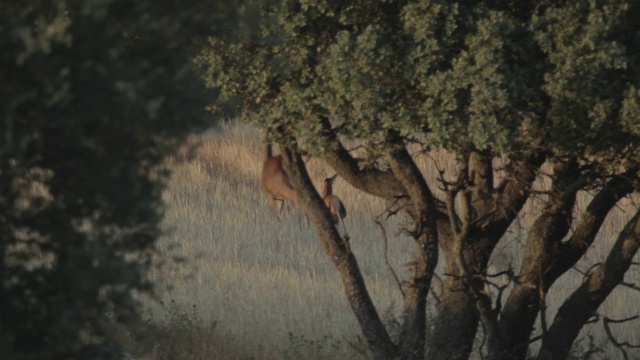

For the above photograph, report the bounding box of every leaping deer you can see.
[260,130,298,218]
[322,173,349,239]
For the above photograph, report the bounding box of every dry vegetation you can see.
[124,120,640,359]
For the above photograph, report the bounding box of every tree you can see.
[198,0,640,359]
[0,1,242,359]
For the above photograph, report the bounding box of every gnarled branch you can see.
[536,209,640,360]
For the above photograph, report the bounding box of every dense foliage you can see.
[201,0,640,160]
[199,1,640,360]
[0,1,240,358]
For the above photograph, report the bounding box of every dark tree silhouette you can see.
[0,1,243,359]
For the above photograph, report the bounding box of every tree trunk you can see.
[279,143,399,359]
[427,152,544,360]
[387,133,439,360]
[399,256,429,360]
[427,278,480,360]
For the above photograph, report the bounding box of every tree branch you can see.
[375,215,405,297]
[548,166,639,280]
[480,152,546,236]
[276,131,399,360]
[385,130,437,217]
[470,150,493,190]
[536,209,640,360]
[601,314,640,360]
[317,117,407,201]
[497,158,586,359]
[384,130,439,359]
[621,281,640,292]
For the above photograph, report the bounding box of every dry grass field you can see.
[125,120,640,359]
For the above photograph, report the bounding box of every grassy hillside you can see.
[124,120,639,359]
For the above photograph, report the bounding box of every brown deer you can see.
[260,131,298,218]
[322,173,349,238]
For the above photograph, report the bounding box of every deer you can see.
[322,173,349,239]
[260,130,298,218]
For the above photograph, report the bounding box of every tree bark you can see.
[429,152,544,360]
[398,237,431,360]
[495,159,584,360]
[536,209,640,360]
[496,168,635,360]
[427,278,481,360]
[278,141,399,360]
[548,167,638,279]
[318,117,407,200]
[386,132,439,360]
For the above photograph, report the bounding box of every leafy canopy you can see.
[199,0,640,166]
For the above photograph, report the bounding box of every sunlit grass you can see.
[133,120,639,359]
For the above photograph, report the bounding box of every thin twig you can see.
[583,335,605,360]
[599,314,640,360]
[621,281,640,292]
[513,334,544,351]
[430,273,443,303]
[375,217,404,297]
[572,262,603,282]
[485,269,516,279]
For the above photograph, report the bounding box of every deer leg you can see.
[339,217,351,253]
[266,194,281,219]
[275,199,284,219]
[266,194,275,211]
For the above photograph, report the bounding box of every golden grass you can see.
[137,120,639,359]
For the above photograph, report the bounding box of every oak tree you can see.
[199,1,640,359]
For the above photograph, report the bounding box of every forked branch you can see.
[317,117,407,201]
[551,166,638,280]
[600,314,640,360]
[536,209,640,360]
[375,215,404,297]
